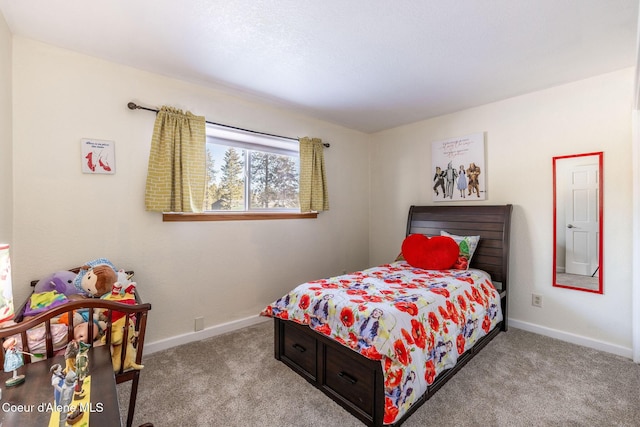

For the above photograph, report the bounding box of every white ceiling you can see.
[0,0,638,133]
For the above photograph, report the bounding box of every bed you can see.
[0,269,151,427]
[262,204,512,426]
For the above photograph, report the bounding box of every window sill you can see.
[162,212,318,222]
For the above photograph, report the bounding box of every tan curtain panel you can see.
[145,106,206,213]
[299,137,329,212]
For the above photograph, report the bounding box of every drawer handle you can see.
[292,343,306,353]
[338,371,358,385]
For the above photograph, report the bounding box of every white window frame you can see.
[205,123,300,213]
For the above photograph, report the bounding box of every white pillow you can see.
[440,231,480,270]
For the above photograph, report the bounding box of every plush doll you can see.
[114,270,135,290]
[74,258,118,298]
[73,322,97,345]
[59,310,106,344]
[99,280,138,329]
[103,316,143,372]
[34,270,82,297]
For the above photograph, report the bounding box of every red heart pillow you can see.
[401,234,459,270]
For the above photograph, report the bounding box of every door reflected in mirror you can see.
[553,152,603,293]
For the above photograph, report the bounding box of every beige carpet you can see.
[118,320,640,427]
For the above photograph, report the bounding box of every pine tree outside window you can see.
[205,124,300,212]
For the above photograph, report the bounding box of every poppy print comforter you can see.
[261,261,503,425]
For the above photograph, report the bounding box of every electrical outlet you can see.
[531,293,543,308]
[194,317,204,332]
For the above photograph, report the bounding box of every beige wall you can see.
[10,37,370,343]
[370,68,634,355]
[3,29,636,356]
[0,12,11,243]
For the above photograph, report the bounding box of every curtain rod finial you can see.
[127,102,138,110]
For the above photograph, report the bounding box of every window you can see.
[204,124,300,212]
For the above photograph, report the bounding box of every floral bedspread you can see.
[261,261,503,425]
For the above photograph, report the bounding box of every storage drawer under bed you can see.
[280,320,318,380]
[275,318,384,424]
[323,339,377,417]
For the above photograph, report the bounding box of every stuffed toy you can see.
[101,279,137,322]
[401,234,459,270]
[103,316,143,372]
[34,270,82,296]
[114,269,135,289]
[73,322,99,345]
[74,258,118,297]
[23,270,84,320]
[59,310,106,344]
[22,290,68,317]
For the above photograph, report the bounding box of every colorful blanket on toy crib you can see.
[262,261,503,425]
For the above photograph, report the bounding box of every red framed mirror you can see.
[553,152,603,294]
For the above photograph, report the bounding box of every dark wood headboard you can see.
[406,204,513,293]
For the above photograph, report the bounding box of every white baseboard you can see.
[509,318,633,360]
[144,315,634,361]
[144,315,270,355]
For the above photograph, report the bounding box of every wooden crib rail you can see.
[0,297,151,364]
[0,295,152,427]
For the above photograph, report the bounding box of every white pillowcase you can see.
[440,231,480,270]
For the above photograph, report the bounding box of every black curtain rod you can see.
[127,102,330,147]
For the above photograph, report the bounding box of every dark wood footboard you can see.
[274,316,504,427]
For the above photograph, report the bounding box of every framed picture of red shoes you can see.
[81,138,115,174]
[431,132,486,202]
